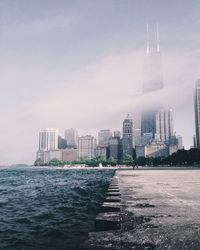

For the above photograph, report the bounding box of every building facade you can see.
[65,128,78,148]
[95,146,107,160]
[194,79,200,149]
[78,135,97,160]
[39,128,58,151]
[98,129,112,147]
[154,108,174,143]
[122,115,134,159]
[108,137,123,161]
[145,143,168,158]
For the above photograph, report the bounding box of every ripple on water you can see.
[0,167,114,250]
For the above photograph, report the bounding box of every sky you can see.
[0,0,200,164]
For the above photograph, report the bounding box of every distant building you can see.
[65,129,78,148]
[95,146,107,160]
[78,135,97,160]
[194,79,200,149]
[44,149,61,163]
[98,129,112,147]
[193,135,197,149]
[37,148,78,163]
[61,149,78,162]
[177,135,183,149]
[39,128,58,151]
[145,142,168,158]
[169,144,179,155]
[141,25,164,138]
[114,131,121,138]
[122,114,134,159]
[108,137,123,161]
[135,145,145,158]
[134,128,141,146]
[58,136,67,149]
[155,109,174,142]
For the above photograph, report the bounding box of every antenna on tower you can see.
[156,23,160,52]
[146,23,150,54]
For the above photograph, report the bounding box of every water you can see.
[0,167,114,250]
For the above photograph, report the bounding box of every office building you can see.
[122,114,134,159]
[98,129,112,147]
[58,136,67,149]
[154,109,174,142]
[194,79,200,149]
[95,146,107,160]
[62,149,78,162]
[108,137,123,161]
[145,142,168,158]
[114,131,121,138]
[38,128,58,151]
[78,135,97,160]
[65,128,78,148]
[141,24,164,137]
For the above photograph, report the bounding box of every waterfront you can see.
[84,169,200,249]
[0,167,114,250]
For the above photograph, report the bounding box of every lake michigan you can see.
[0,167,114,250]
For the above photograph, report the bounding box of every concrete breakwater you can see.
[81,169,200,250]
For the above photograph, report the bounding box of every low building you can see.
[145,143,168,158]
[36,148,78,163]
[61,149,78,162]
[43,150,62,163]
[135,145,145,158]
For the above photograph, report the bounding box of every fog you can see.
[0,0,199,164]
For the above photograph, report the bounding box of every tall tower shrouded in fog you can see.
[141,24,164,137]
[143,24,163,93]
[194,79,200,149]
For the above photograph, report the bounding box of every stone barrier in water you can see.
[80,173,122,249]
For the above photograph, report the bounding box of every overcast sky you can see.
[0,0,200,164]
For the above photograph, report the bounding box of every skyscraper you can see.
[39,128,58,151]
[122,114,134,159]
[143,24,163,93]
[58,136,67,149]
[98,129,112,147]
[65,129,78,148]
[194,79,200,149]
[108,136,123,161]
[141,24,164,138]
[78,135,97,160]
[155,108,174,142]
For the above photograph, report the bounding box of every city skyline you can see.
[0,0,200,164]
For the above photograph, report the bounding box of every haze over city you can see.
[0,0,200,164]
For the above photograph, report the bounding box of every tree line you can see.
[34,148,200,167]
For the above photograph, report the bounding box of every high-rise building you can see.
[141,24,164,138]
[114,131,121,138]
[194,79,200,149]
[177,135,183,150]
[58,136,67,149]
[95,146,107,160]
[122,114,134,159]
[38,128,58,151]
[155,109,174,142]
[78,135,97,160]
[143,24,163,93]
[108,137,123,161]
[98,129,112,147]
[65,129,78,148]
[193,135,197,149]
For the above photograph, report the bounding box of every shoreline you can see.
[81,169,200,249]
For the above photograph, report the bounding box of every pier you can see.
[81,168,200,250]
